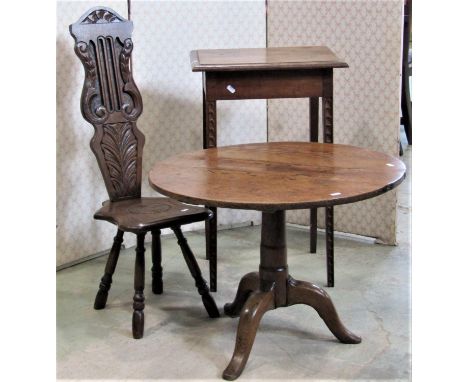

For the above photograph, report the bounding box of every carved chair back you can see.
[70,7,145,201]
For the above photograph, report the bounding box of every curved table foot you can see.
[222,289,275,381]
[224,272,259,317]
[222,211,361,380]
[287,277,361,344]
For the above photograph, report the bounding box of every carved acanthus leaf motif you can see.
[74,41,108,123]
[119,39,143,120]
[75,42,95,80]
[101,122,138,197]
[120,39,133,83]
[82,9,122,24]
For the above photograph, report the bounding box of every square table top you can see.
[190,46,348,72]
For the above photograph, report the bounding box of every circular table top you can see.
[149,142,406,211]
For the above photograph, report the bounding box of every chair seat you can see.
[94,197,212,233]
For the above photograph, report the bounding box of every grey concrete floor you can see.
[57,145,411,381]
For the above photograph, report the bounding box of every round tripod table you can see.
[149,142,406,380]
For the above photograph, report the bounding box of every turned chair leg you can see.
[172,226,220,318]
[151,229,163,294]
[94,229,124,310]
[132,232,146,339]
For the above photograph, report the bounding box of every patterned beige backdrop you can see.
[267,0,403,244]
[57,0,266,266]
[57,0,403,267]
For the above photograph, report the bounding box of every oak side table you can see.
[190,46,348,291]
[149,142,406,380]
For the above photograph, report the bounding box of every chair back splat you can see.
[70,7,144,201]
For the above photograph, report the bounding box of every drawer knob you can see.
[226,84,236,94]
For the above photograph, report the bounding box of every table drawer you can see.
[204,69,325,101]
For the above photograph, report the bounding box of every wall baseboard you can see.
[56,221,255,271]
[286,223,377,244]
[56,245,125,272]
[56,221,382,272]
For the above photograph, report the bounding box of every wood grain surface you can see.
[94,197,212,233]
[190,46,348,72]
[149,142,405,211]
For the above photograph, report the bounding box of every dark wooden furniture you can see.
[191,46,349,290]
[150,142,406,380]
[70,7,219,339]
[401,0,412,145]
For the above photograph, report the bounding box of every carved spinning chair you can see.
[70,7,219,339]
